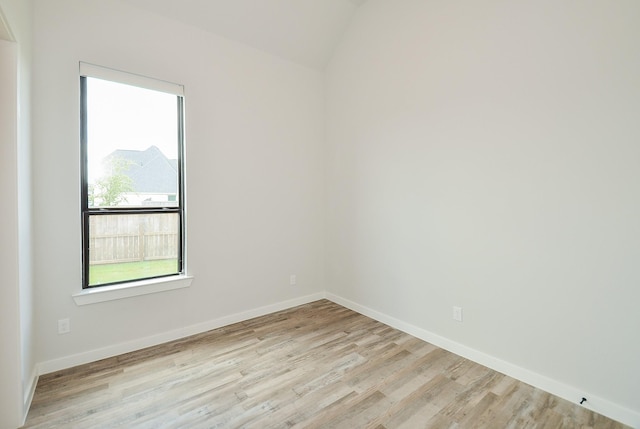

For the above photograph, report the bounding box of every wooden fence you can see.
[89,213,178,264]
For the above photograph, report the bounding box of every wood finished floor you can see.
[23,300,629,429]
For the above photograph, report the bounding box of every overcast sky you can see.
[87,77,179,182]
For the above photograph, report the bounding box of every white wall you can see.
[32,0,325,367]
[326,0,640,425]
[0,0,34,427]
[0,36,22,429]
[13,0,34,420]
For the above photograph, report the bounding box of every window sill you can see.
[72,275,193,306]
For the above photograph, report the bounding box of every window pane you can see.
[86,77,179,208]
[88,213,180,286]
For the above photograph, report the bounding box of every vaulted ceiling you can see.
[122,0,368,70]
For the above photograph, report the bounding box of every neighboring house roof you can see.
[105,146,177,194]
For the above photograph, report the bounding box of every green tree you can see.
[89,157,135,206]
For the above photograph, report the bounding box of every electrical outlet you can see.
[58,318,70,334]
[452,306,463,322]
[290,275,297,286]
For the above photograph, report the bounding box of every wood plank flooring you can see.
[23,300,629,428]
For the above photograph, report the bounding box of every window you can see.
[80,63,185,289]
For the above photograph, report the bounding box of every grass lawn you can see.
[89,259,178,286]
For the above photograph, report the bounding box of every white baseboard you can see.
[325,293,640,429]
[22,367,38,426]
[33,291,639,428]
[38,292,325,376]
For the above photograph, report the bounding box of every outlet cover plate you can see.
[58,318,70,334]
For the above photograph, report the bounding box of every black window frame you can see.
[80,65,186,289]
